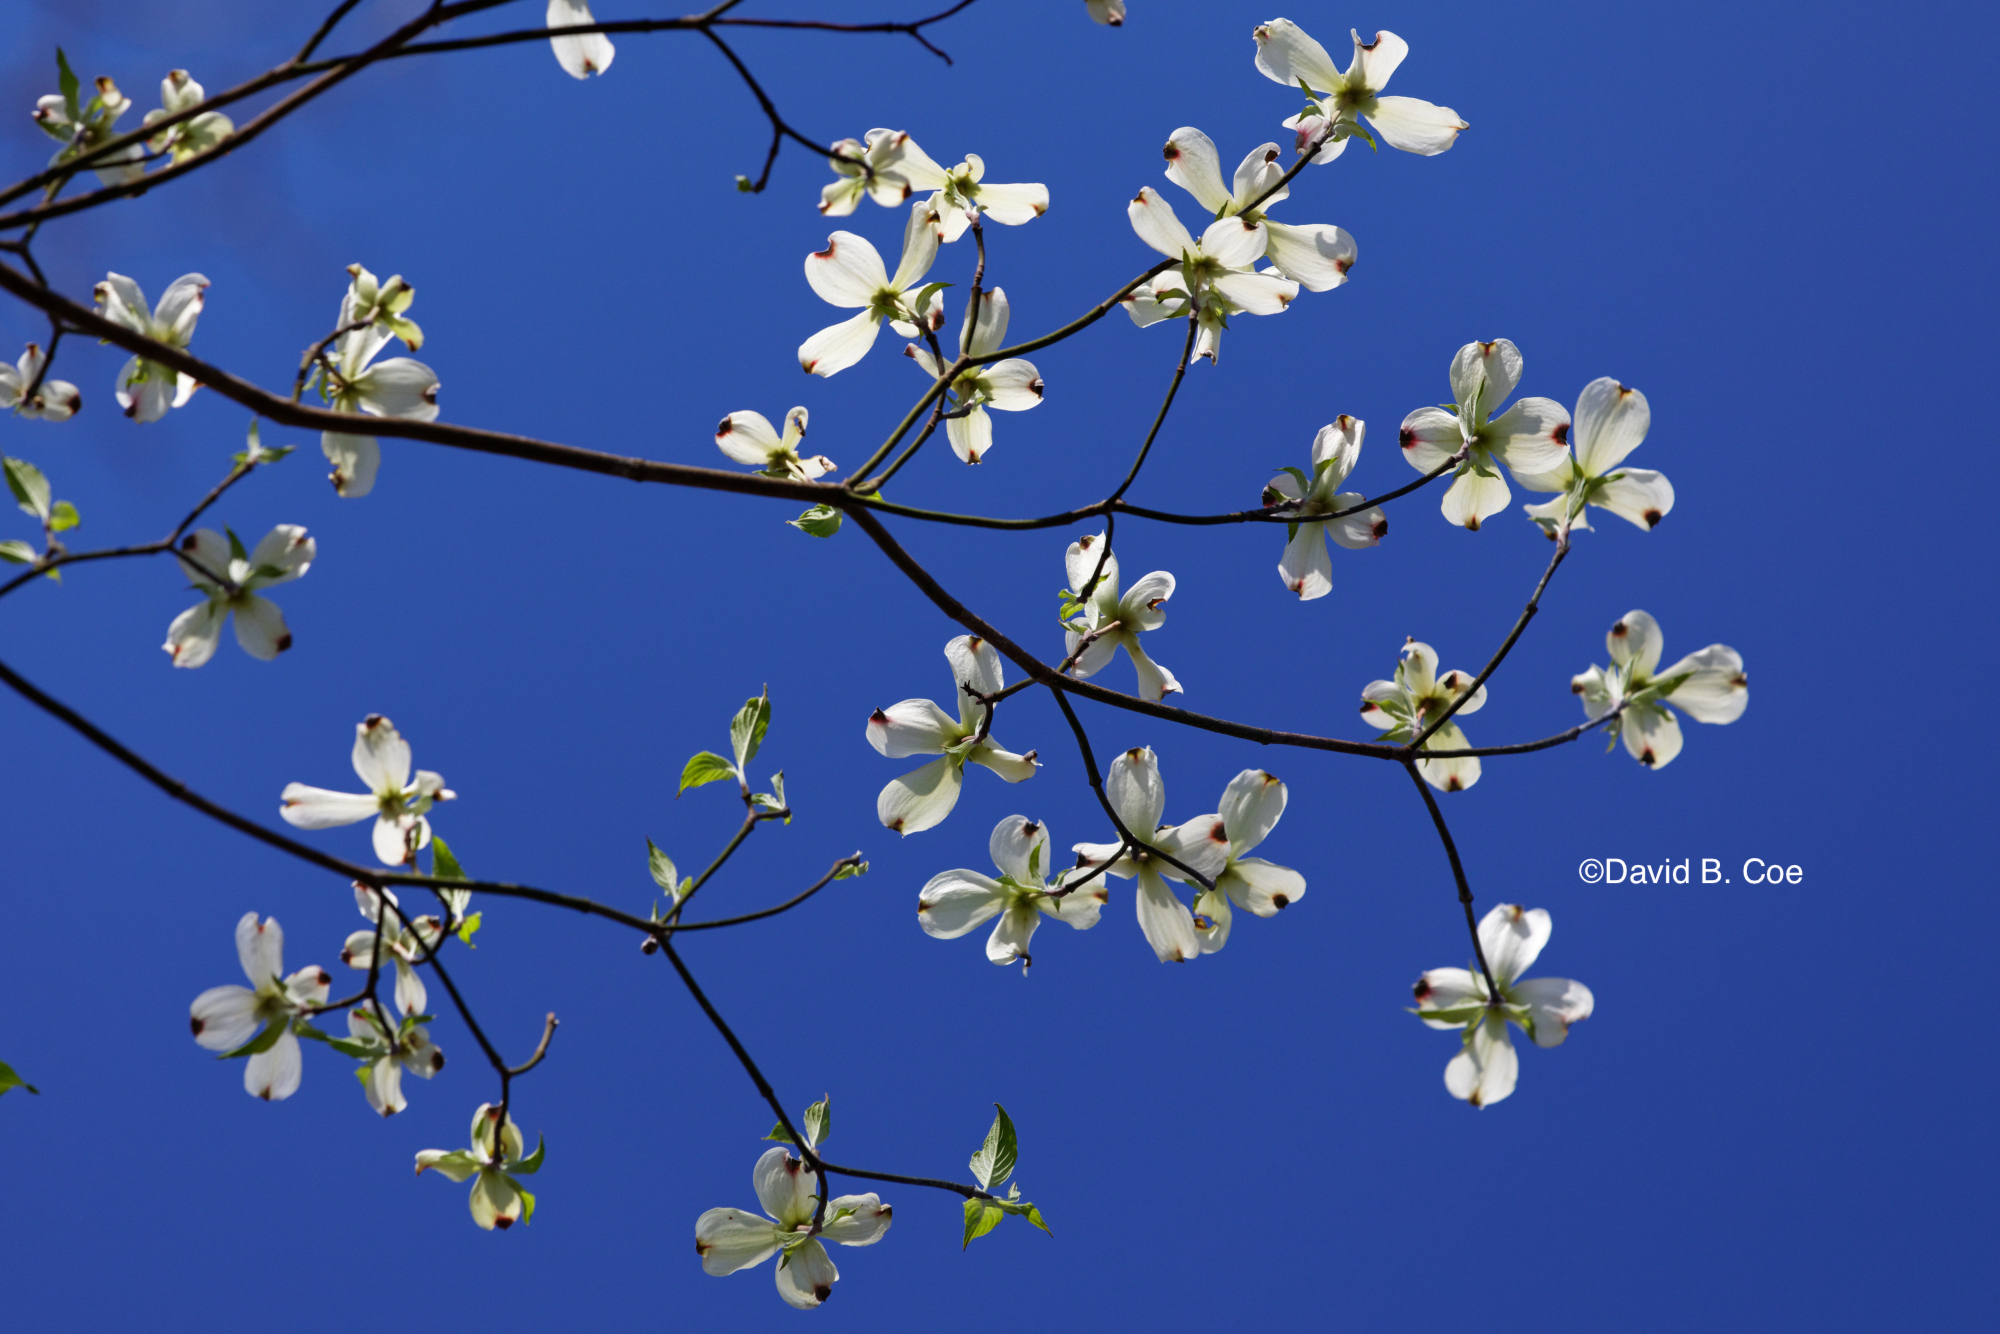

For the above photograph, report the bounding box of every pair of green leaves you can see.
[1,458,79,571]
[963,1103,1051,1249]
[763,1094,831,1151]
[233,420,296,468]
[678,689,787,818]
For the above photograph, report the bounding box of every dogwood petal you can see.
[394,958,429,1018]
[364,1054,407,1116]
[1622,701,1684,768]
[1128,187,1196,259]
[1349,28,1410,90]
[805,232,887,306]
[1126,638,1182,701]
[1278,524,1330,599]
[1326,496,1386,549]
[696,1209,783,1276]
[1070,840,1134,879]
[279,784,376,830]
[1201,214,1268,270]
[321,431,380,498]
[799,310,881,378]
[245,526,314,587]
[1398,406,1462,472]
[973,182,1049,227]
[374,814,422,866]
[1487,397,1573,480]
[1435,668,1487,716]
[415,1149,481,1183]
[867,697,958,758]
[1105,746,1165,833]
[189,984,259,1051]
[1478,905,1552,987]
[1040,875,1107,928]
[918,869,1007,939]
[1193,886,1233,954]
[547,0,615,78]
[774,1237,839,1309]
[350,359,438,421]
[1451,340,1522,421]
[1118,571,1175,631]
[888,199,942,289]
[1574,377,1650,476]
[1252,18,1345,92]
[353,716,413,793]
[1085,0,1125,25]
[1657,645,1746,724]
[164,600,226,668]
[1359,679,1402,729]
[1607,610,1664,676]
[230,593,291,660]
[986,903,1039,964]
[1212,269,1298,316]
[715,410,782,466]
[1135,868,1199,963]
[1444,1013,1518,1107]
[1417,722,1480,793]
[946,407,992,464]
[1593,467,1675,531]
[1065,534,1120,604]
[754,1146,818,1230]
[1162,127,1231,213]
[1414,966,1482,1028]
[981,359,1044,410]
[236,911,283,987]
[821,1194,892,1247]
[946,634,1005,715]
[967,741,1037,783]
[154,274,210,341]
[1439,464,1510,531]
[1513,976,1594,1048]
[989,814,1051,883]
[1219,769,1286,856]
[245,1027,303,1102]
[1365,95,1468,156]
[878,754,963,834]
[471,1171,522,1230]
[1261,220,1355,292]
[94,274,151,334]
[116,357,176,423]
[1225,857,1304,916]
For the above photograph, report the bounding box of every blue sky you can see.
[1,0,1994,1328]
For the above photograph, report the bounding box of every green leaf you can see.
[763,1122,796,1145]
[4,457,51,522]
[677,751,737,797]
[802,1095,830,1150]
[1276,465,1311,495]
[49,500,79,532]
[1027,840,1042,882]
[735,174,754,192]
[514,1181,537,1225]
[996,1195,1052,1234]
[225,526,249,565]
[729,688,771,774]
[515,1133,546,1176]
[646,838,679,896]
[0,540,35,564]
[55,48,80,120]
[432,835,467,880]
[0,1058,39,1096]
[218,1021,287,1060]
[968,1103,1018,1191]
[455,912,482,947]
[962,1196,1006,1249]
[834,859,869,880]
[787,502,843,538]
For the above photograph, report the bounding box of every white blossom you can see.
[33,73,144,185]
[1161,769,1305,954]
[162,524,315,668]
[1122,187,1298,362]
[1359,638,1486,792]
[1161,127,1356,292]
[1521,379,1675,537]
[1060,532,1181,701]
[1261,415,1384,599]
[279,715,457,865]
[319,264,439,498]
[0,344,80,421]
[343,998,444,1116]
[416,1103,544,1230]
[904,288,1044,463]
[866,635,1037,835]
[1071,747,1230,963]
[695,1142,891,1309]
[1398,339,1573,531]
[714,406,836,481]
[800,199,944,377]
[340,883,444,1018]
[1572,610,1747,769]
[188,912,330,1102]
[92,272,208,422]
[816,130,1047,240]
[141,71,233,163]
[918,815,1108,968]
[1252,21,1467,160]
[1414,905,1594,1107]
[546,0,615,78]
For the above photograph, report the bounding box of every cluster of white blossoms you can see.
[417,1104,546,1230]
[866,635,1037,835]
[905,288,1044,464]
[1263,414,1385,599]
[714,406,835,481]
[918,815,1108,967]
[1252,21,1467,160]
[695,1110,893,1309]
[0,344,80,421]
[1573,610,1747,768]
[280,715,456,867]
[1414,905,1594,1107]
[318,264,441,498]
[34,60,234,187]
[189,913,330,1102]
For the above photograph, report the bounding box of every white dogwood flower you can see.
[341,883,444,1018]
[1123,186,1298,363]
[1398,339,1573,531]
[1061,532,1181,701]
[714,406,836,481]
[93,272,207,422]
[867,635,1037,835]
[279,715,456,865]
[188,912,330,1102]
[162,524,315,668]
[1162,769,1305,954]
[33,71,144,185]
[695,1145,892,1309]
[1161,128,1356,292]
[1414,904,1594,1107]
[0,344,80,421]
[1359,638,1486,792]
[141,71,233,163]
[1521,379,1675,537]
[546,0,614,78]
[800,199,944,377]
[910,153,1049,244]
[319,264,439,498]
[918,815,1108,967]
[343,998,444,1117]
[1572,610,1747,769]
[1071,747,1229,963]
[819,129,935,216]
[1261,415,1385,599]
[904,287,1044,463]
[1252,21,1467,160]
[416,1103,544,1230]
